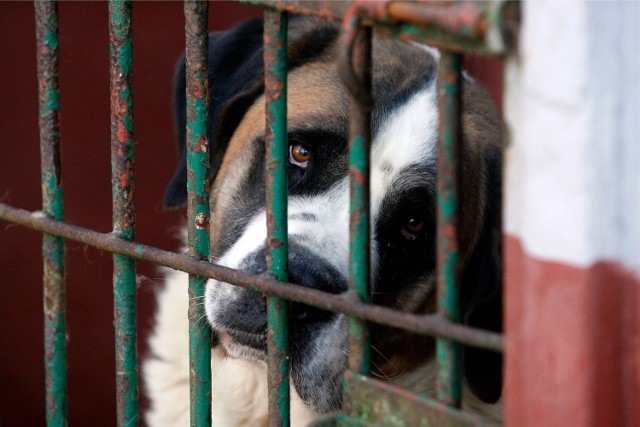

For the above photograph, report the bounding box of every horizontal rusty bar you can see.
[0,202,504,353]
[244,0,518,55]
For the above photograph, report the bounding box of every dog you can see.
[145,17,503,426]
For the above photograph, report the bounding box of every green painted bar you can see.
[183,1,212,426]
[346,25,372,380]
[35,1,67,425]
[109,1,138,425]
[435,51,463,407]
[263,10,290,427]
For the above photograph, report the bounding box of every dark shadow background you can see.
[0,2,502,426]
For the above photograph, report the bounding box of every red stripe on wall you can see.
[504,235,639,426]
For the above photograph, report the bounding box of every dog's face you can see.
[166,18,503,415]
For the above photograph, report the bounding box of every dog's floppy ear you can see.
[455,80,504,404]
[460,146,503,404]
[164,18,266,209]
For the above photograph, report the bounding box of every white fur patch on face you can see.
[370,84,439,226]
[205,179,350,329]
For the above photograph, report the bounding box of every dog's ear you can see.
[460,145,503,404]
[456,80,504,404]
[164,18,340,209]
[164,18,266,209]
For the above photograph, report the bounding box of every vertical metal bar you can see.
[347,25,372,380]
[35,1,67,425]
[264,10,290,427]
[109,1,138,425]
[184,1,212,426]
[435,51,463,407]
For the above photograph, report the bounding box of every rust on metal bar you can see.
[109,0,138,424]
[184,1,212,425]
[35,1,68,425]
[344,22,373,382]
[0,203,504,353]
[386,2,487,40]
[245,0,518,55]
[341,371,494,426]
[264,9,291,427]
[435,51,464,408]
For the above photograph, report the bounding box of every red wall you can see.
[0,2,501,426]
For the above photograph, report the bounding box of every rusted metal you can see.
[345,23,372,390]
[109,1,138,425]
[386,2,487,40]
[0,202,504,352]
[435,51,464,408]
[264,9,290,427]
[184,1,212,425]
[246,0,518,56]
[35,1,67,425]
[334,371,495,426]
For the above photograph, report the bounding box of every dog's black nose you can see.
[287,245,347,323]
[240,242,347,324]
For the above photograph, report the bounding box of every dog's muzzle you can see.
[206,241,348,357]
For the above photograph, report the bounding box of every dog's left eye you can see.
[289,143,310,168]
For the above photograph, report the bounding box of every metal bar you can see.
[346,25,372,380]
[35,1,67,425]
[340,371,492,426]
[244,0,519,56]
[263,10,290,427]
[184,1,212,426]
[109,1,138,425]
[435,51,463,407]
[0,203,504,353]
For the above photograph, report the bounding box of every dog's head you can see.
[166,17,503,415]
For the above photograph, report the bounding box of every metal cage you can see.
[0,1,519,426]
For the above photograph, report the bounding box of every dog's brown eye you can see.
[401,217,425,240]
[289,143,310,167]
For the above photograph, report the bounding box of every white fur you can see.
[370,84,439,225]
[145,268,321,427]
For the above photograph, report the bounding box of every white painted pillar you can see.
[503,1,640,424]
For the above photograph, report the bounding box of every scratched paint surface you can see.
[184,1,213,426]
[109,1,138,425]
[35,1,68,426]
[264,10,290,427]
[344,26,373,420]
[436,52,463,407]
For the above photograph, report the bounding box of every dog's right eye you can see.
[289,143,310,168]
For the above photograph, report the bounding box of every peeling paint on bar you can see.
[344,22,372,393]
[0,202,505,353]
[436,51,463,408]
[109,1,138,425]
[184,1,212,425]
[35,1,67,426]
[263,10,290,427]
[335,6,376,419]
[244,0,519,56]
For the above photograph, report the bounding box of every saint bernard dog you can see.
[145,17,503,426]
